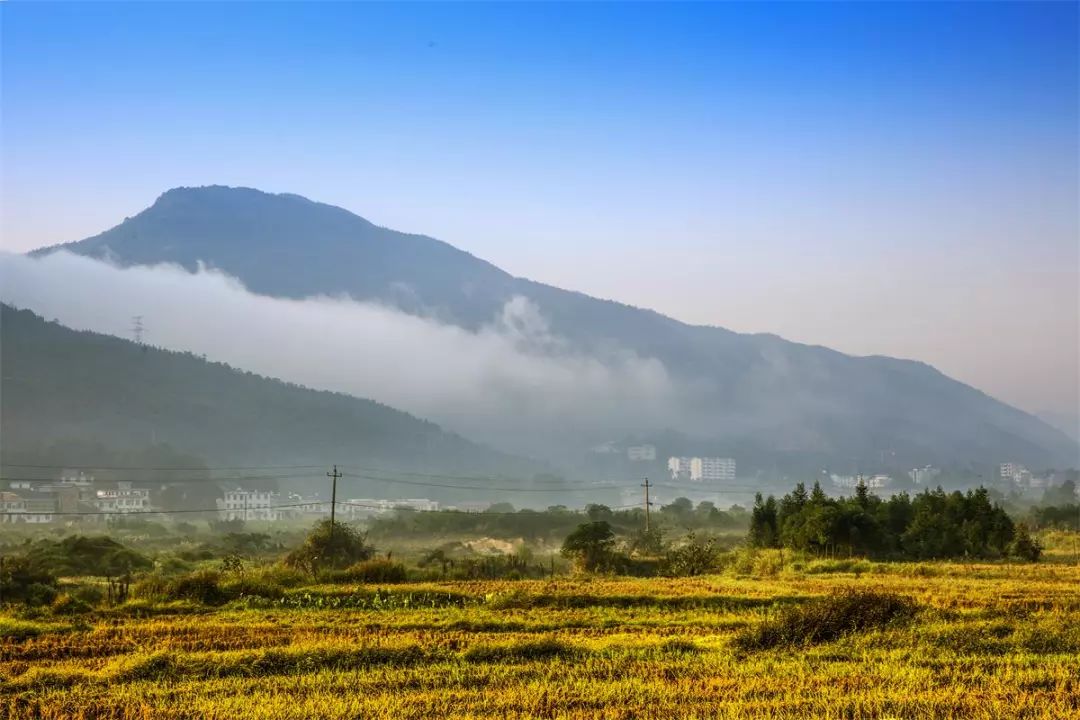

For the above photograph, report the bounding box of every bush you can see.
[69,584,105,606]
[284,520,375,575]
[50,593,94,616]
[25,536,152,577]
[733,590,918,651]
[0,556,59,607]
[134,569,229,606]
[663,535,721,576]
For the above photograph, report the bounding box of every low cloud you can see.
[1,251,682,457]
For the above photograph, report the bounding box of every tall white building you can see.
[668,457,693,480]
[693,457,736,483]
[668,456,736,483]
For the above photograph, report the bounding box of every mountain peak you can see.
[32,186,1080,470]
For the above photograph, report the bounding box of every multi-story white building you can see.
[627,444,656,462]
[94,487,152,514]
[668,457,736,483]
[667,457,692,480]
[693,457,736,483]
[909,466,941,485]
[218,488,281,521]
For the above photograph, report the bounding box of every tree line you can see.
[748,482,1041,561]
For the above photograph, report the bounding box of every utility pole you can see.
[327,465,341,539]
[641,477,652,532]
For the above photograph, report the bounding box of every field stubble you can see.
[2,558,1079,719]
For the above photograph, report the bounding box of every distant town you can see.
[0,453,1072,524]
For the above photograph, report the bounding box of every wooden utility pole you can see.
[641,477,652,532]
[327,465,342,538]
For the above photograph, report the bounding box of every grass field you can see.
[3,544,1079,720]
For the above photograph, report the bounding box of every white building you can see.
[909,466,941,485]
[60,470,95,488]
[344,498,439,518]
[668,456,736,483]
[217,488,281,521]
[668,457,692,480]
[1000,463,1033,487]
[94,487,152,514]
[832,474,890,490]
[1,493,56,523]
[627,444,656,462]
[693,457,736,483]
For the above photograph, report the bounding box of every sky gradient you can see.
[2,2,1077,428]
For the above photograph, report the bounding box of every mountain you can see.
[0,304,544,495]
[36,185,1080,472]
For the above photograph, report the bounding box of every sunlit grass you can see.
[2,545,1079,719]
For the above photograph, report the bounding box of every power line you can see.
[0,463,329,471]
[0,502,312,517]
[0,473,328,484]
[0,500,643,519]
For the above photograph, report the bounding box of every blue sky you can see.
[2,2,1077,422]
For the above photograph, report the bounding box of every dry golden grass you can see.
[2,553,1078,719]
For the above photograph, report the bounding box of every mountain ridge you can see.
[32,185,1079,471]
[0,303,546,494]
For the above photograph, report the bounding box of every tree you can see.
[1008,523,1042,562]
[284,520,375,576]
[749,494,779,548]
[561,521,616,572]
[586,504,614,522]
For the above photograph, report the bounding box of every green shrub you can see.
[663,535,721,576]
[0,556,59,607]
[69,584,105,606]
[134,569,229,606]
[50,593,94,616]
[284,520,375,575]
[733,590,918,651]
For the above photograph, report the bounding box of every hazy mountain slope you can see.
[0,304,542,482]
[39,185,1079,470]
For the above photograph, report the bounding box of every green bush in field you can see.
[284,520,375,575]
[662,534,721,576]
[734,590,918,651]
[0,556,59,607]
[50,593,94,616]
[25,536,152,577]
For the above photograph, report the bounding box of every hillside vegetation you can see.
[0,304,541,482]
